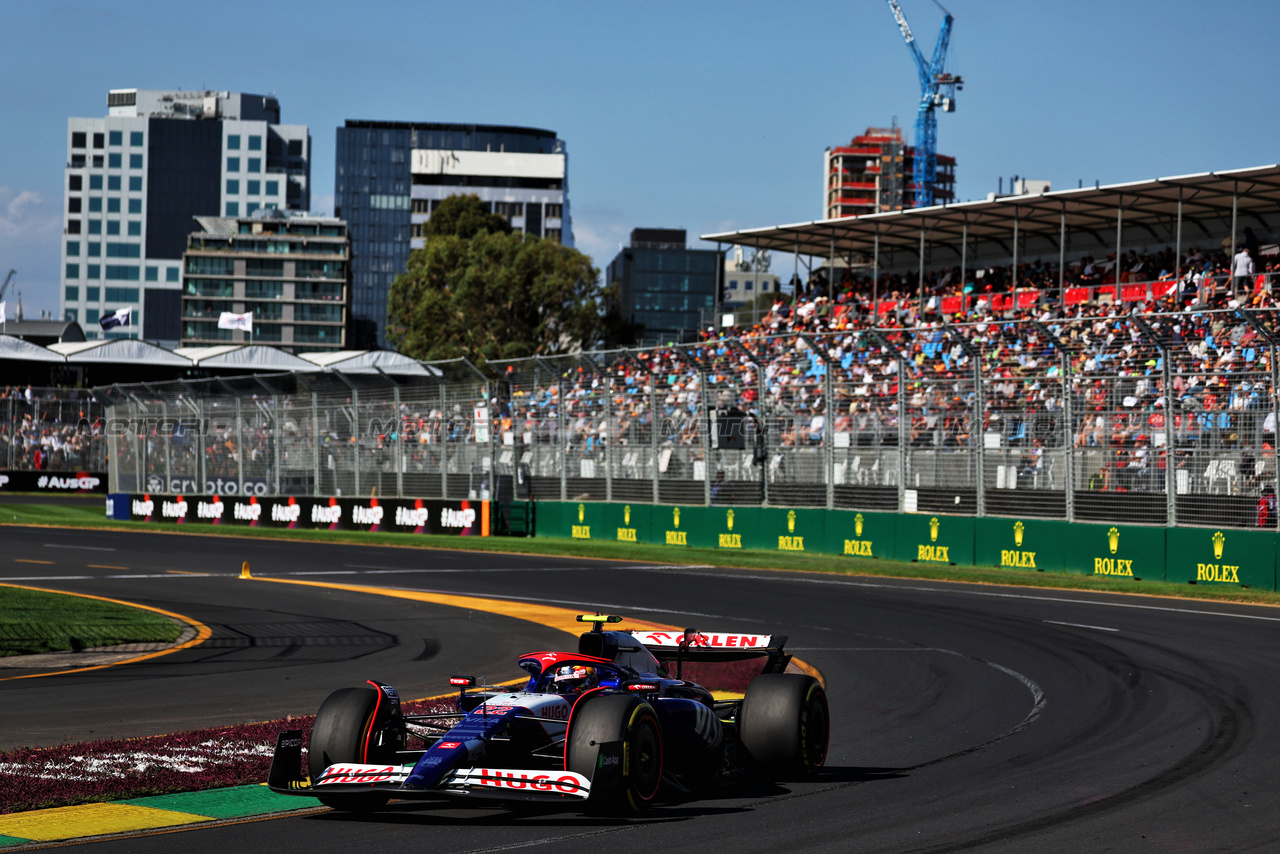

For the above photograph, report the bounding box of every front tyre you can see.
[566,693,663,815]
[738,674,829,779]
[308,686,393,812]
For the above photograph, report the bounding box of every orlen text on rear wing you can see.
[630,629,791,676]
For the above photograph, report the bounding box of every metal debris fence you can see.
[94,308,1280,531]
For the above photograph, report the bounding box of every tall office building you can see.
[335,121,572,348]
[60,89,311,342]
[606,229,720,345]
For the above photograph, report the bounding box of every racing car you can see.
[267,615,828,815]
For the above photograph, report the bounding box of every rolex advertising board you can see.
[1065,522,1165,581]
[897,513,975,566]
[1165,526,1275,589]
[747,508,825,554]
[974,518,1071,573]
[825,510,897,560]
[611,502,652,544]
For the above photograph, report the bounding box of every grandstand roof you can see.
[49,339,195,366]
[298,350,440,376]
[0,334,68,363]
[173,345,315,372]
[702,164,1280,260]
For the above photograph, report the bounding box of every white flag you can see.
[218,311,253,332]
[0,302,6,325]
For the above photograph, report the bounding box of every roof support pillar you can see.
[918,218,926,313]
[960,215,968,314]
[793,235,800,304]
[872,223,881,322]
[1012,207,1020,310]
[1115,194,1124,300]
[1058,202,1067,298]
[1230,180,1239,262]
[1175,187,1184,285]
[828,232,836,301]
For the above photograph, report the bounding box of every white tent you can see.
[298,350,438,376]
[49,339,194,367]
[174,345,315,372]
[0,335,67,363]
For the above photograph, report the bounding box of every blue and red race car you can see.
[267,615,828,814]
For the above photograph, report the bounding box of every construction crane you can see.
[0,270,13,302]
[886,0,962,208]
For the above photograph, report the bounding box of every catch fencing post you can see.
[236,397,245,497]
[393,385,403,499]
[798,332,834,509]
[161,400,172,494]
[311,392,320,497]
[558,377,567,502]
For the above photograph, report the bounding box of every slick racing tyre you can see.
[738,674,829,779]
[566,693,663,815]
[308,686,393,812]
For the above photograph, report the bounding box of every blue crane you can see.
[886,0,962,208]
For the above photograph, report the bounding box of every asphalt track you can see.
[3,525,1280,852]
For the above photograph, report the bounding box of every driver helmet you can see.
[552,664,598,696]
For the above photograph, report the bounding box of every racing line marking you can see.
[45,544,117,551]
[14,559,54,565]
[88,565,131,570]
[1043,620,1120,632]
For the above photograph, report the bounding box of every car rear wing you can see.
[630,629,792,674]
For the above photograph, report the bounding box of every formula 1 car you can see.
[267,615,828,814]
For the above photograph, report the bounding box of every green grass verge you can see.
[0,586,183,657]
[3,501,1280,608]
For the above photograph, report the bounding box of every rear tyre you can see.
[308,686,393,812]
[738,674,828,779]
[566,693,663,815]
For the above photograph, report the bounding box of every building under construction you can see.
[824,125,955,218]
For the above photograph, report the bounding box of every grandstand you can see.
[15,164,1280,533]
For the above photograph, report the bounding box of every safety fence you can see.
[97,307,1280,531]
[0,388,108,472]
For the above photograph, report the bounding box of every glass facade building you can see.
[607,229,721,344]
[179,212,349,352]
[335,121,572,349]
[61,89,310,343]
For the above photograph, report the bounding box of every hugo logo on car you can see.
[449,768,590,796]
[316,764,410,786]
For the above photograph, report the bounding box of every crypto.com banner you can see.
[117,494,489,536]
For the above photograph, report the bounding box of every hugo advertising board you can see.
[126,494,489,536]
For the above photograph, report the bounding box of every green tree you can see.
[386,228,616,363]
[424,194,512,239]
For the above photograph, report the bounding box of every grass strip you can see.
[3,502,1280,608]
[0,587,182,657]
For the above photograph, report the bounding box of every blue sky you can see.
[1,0,1276,319]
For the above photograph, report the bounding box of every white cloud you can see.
[0,186,66,318]
[571,207,633,272]
[310,193,335,217]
